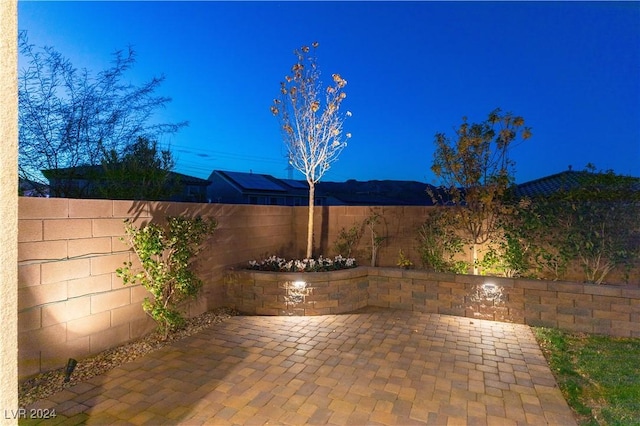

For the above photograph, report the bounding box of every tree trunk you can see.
[472,244,478,275]
[306,182,315,258]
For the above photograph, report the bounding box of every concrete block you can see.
[18,240,68,263]
[69,198,113,218]
[68,237,112,258]
[90,323,131,354]
[111,303,146,327]
[19,322,67,352]
[19,197,68,219]
[113,200,148,218]
[42,296,91,326]
[557,306,591,317]
[18,263,41,288]
[67,274,112,298]
[514,279,548,291]
[66,311,111,340]
[91,287,131,314]
[40,336,91,374]
[553,282,585,294]
[90,253,130,276]
[18,219,43,242]
[18,308,41,332]
[129,285,148,303]
[593,309,629,321]
[44,218,92,240]
[41,258,90,284]
[18,281,68,310]
[584,285,622,297]
[18,348,41,381]
[130,316,156,339]
[92,218,128,237]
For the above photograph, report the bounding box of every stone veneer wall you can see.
[228,267,640,338]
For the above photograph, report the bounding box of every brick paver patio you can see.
[24,309,577,425]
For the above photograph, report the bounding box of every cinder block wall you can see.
[17,198,639,380]
[293,205,438,268]
[17,198,295,379]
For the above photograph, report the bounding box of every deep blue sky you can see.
[18,1,640,184]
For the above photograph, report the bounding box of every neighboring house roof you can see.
[214,170,289,192]
[316,179,435,206]
[514,169,640,199]
[514,170,590,198]
[42,165,210,186]
[19,178,49,197]
[210,170,435,206]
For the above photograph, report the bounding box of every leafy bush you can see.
[417,209,469,274]
[509,168,640,283]
[117,216,217,338]
[333,224,363,258]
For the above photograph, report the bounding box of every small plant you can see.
[417,209,469,274]
[476,234,530,278]
[117,216,217,339]
[333,224,363,258]
[365,209,387,267]
[396,249,414,269]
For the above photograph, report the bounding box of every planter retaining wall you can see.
[228,267,640,338]
[228,268,370,315]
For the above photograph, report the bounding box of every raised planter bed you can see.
[226,267,369,315]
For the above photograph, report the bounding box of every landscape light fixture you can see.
[482,283,497,291]
[64,358,78,382]
[292,281,307,290]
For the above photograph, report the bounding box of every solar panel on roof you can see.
[281,179,308,189]
[224,171,286,191]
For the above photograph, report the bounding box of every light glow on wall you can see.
[292,281,307,290]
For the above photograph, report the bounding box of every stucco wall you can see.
[1,0,19,420]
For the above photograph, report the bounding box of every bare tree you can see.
[271,42,351,258]
[18,31,186,196]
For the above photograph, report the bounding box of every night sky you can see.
[18,1,640,184]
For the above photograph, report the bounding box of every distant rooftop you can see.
[211,170,436,206]
[217,170,288,192]
[515,169,640,198]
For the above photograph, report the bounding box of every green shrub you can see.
[333,224,363,258]
[417,209,468,274]
[117,215,217,338]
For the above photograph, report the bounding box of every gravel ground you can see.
[18,307,238,407]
